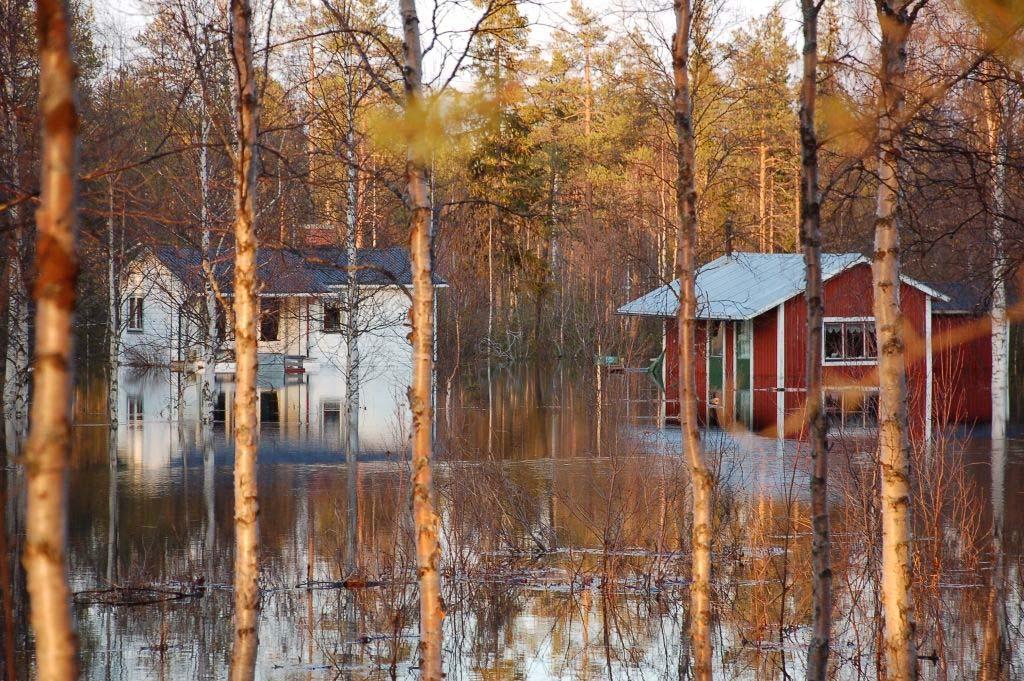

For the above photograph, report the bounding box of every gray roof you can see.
[151,245,444,294]
[618,252,948,320]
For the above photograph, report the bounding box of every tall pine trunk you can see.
[400,0,443,676]
[227,0,260,677]
[872,4,916,678]
[800,0,831,677]
[23,0,80,678]
[673,1,712,677]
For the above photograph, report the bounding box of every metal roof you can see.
[617,252,948,320]
[150,245,445,295]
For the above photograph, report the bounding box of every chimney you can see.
[724,217,734,258]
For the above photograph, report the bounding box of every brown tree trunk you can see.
[227,0,261,677]
[23,1,80,678]
[872,3,916,679]
[800,0,831,678]
[673,1,712,678]
[399,0,443,678]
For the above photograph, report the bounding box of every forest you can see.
[2,0,1023,678]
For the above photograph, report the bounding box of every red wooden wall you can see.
[933,313,992,424]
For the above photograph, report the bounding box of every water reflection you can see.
[2,364,1023,679]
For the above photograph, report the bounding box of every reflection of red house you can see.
[618,252,994,438]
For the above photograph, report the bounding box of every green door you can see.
[709,321,724,392]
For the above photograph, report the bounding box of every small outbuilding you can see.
[618,252,995,438]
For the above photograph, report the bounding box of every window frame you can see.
[822,316,877,366]
[259,298,281,342]
[322,301,343,334]
[126,296,144,332]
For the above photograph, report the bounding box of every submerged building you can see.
[619,252,999,438]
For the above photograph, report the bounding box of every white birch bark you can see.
[872,4,916,678]
[984,82,1009,441]
[107,179,119,430]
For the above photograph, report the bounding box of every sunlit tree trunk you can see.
[227,0,260,678]
[23,0,80,678]
[984,80,1008,441]
[673,1,712,677]
[872,3,916,679]
[399,0,443,677]
[800,0,831,677]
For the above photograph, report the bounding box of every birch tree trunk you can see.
[200,94,218,426]
[107,179,119,431]
[399,0,443,676]
[24,0,80,677]
[673,1,712,677]
[984,80,1008,441]
[2,18,29,435]
[227,0,261,677]
[799,0,831,677]
[872,4,916,678]
[344,120,360,575]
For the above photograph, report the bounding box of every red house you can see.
[618,252,994,438]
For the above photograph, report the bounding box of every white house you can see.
[119,244,443,376]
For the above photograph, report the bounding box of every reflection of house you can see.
[116,367,409,471]
[119,245,444,374]
[619,252,998,437]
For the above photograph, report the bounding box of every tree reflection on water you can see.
[2,364,1021,679]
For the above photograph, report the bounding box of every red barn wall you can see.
[752,312,778,432]
[933,314,992,424]
[663,318,708,423]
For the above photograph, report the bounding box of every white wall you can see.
[119,255,189,366]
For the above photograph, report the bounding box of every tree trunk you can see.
[759,127,767,251]
[800,0,831,677]
[107,179,119,430]
[344,120,360,575]
[2,18,29,435]
[400,0,443,676]
[227,0,261,678]
[984,80,1008,441]
[872,5,916,679]
[23,0,80,678]
[673,1,713,678]
[200,94,217,426]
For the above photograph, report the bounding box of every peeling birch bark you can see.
[227,0,261,678]
[23,0,80,677]
[872,3,916,678]
[400,0,444,676]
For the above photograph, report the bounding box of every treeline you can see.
[3,0,1021,377]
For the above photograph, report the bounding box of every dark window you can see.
[126,296,144,331]
[260,299,280,341]
[259,390,279,424]
[322,400,342,444]
[824,390,879,429]
[216,304,228,342]
[824,320,877,363]
[214,392,227,422]
[323,302,342,333]
[709,321,724,358]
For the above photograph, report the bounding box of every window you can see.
[323,302,342,333]
[824,319,877,363]
[126,296,144,332]
[216,304,228,342]
[825,390,878,429]
[260,299,280,342]
[127,394,144,426]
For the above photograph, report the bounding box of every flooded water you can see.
[2,363,1023,679]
